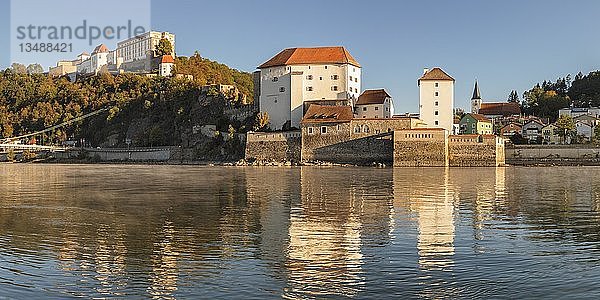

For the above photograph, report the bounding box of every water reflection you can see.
[393,168,456,271]
[2,165,600,298]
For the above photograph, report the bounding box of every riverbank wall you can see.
[507,145,600,165]
[245,131,302,162]
[53,147,177,162]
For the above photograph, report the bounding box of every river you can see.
[1,164,600,299]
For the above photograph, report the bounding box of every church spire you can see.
[472,80,481,100]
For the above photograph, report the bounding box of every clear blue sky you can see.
[2,0,600,113]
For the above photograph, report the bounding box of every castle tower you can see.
[471,80,482,114]
[419,67,455,132]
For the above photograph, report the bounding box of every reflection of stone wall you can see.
[448,135,505,167]
[245,131,301,162]
[394,129,448,167]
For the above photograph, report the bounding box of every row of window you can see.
[404,133,434,139]
[307,125,342,135]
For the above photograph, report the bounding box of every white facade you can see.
[419,68,455,133]
[559,107,600,119]
[260,63,361,129]
[576,121,593,140]
[355,102,393,119]
[77,51,110,74]
[117,31,176,63]
[159,62,174,77]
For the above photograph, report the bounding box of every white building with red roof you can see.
[419,67,455,133]
[257,46,362,130]
[355,89,394,119]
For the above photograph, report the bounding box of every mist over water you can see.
[1,165,600,298]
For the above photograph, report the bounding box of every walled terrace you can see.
[246,105,505,167]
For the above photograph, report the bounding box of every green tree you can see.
[26,64,44,74]
[593,126,600,144]
[155,38,173,56]
[508,90,519,103]
[11,63,27,74]
[554,115,575,144]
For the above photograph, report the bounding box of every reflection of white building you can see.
[284,167,365,298]
[258,46,362,130]
[393,168,456,270]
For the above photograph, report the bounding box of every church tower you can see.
[471,80,482,114]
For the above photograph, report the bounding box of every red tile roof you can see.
[419,67,455,81]
[356,89,391,105]
[468,113,492,123]
[92,44,109,54]
[259,47,360,68]
[301,105,353,124]
[479,102,521,116]
[161,55,175,64]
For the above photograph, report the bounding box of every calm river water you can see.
[1,164,600,299]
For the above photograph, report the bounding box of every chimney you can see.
[423,68,429,75]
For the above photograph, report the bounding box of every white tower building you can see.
[418,68,455,133]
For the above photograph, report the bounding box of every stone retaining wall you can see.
[245,131,301,162]
[393,129,448,167]
[448,135,504,167]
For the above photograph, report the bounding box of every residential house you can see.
[459,113,493,135]
[258,46,362,130]
[541,124,561,144]
[158,55,175,76]
[522,120,545,143]
[355,89,394,119]
[453,117,460,135]
[575,121,594,142]
[559,107,600,119]
[499,122,522,138]
[419,67,455,133]
[573,115,598,127]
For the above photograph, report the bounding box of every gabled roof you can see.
[356,89,391,105]
[465,113,492,123]
[574,114,598,121]
[301,105,353,124]
[161,55,175,64]
[79,52,90,56]
[501,122,522,130]
[419,67,455,81]
[523,119,545,127]
[259,46,360,69]
[472,81,481,100]
[479,102,521,116]
[92,44,109,54]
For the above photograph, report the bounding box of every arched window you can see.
[363,125,370,133]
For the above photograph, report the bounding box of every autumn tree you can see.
[554,115,575,144]
[253,112,270,131]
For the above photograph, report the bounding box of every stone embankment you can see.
[507,145,600,165]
